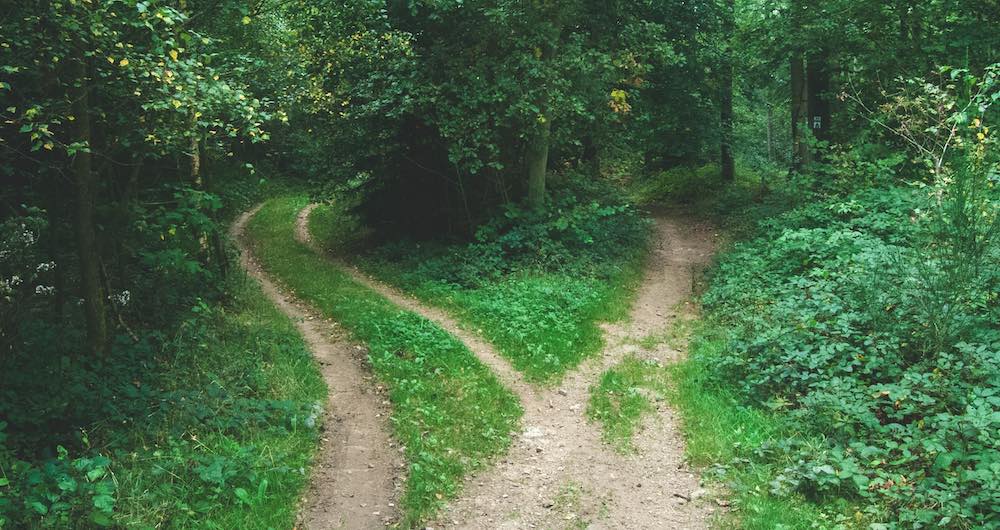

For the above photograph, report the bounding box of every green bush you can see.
[699,174,1000,526]
[371,174,649,289]
[0,434,116,528]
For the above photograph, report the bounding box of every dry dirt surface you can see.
[298,205,719,529]
[232,208,403,529]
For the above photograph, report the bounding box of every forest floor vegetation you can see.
[307,180,721,527]
[638,163,999,528]
[0,260,327,528]
[244,196,522,526]
[329,176,650,384]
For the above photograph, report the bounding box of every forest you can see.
[1,0,998,528]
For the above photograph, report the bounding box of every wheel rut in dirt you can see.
[298,204,720,529]
[233,207,402,529]
[295,205,538,402]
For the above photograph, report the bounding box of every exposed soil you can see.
[232,208,403,529]
[297,205,720,529]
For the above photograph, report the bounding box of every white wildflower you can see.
[110,290,131,306]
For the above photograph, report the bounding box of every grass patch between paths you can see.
[587,356,671,454]
[245,196,522,526]
[311,177,650,384]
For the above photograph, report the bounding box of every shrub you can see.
[699,173,1000,526]
[371,174,649,289]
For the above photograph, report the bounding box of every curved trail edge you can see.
[298,204,721,529]
[232,207,401,529]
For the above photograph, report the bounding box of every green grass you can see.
[416,272,641,383]
[113,273,327,528]
[245,196,522,526]
[310,206,648,384]
[589,317,841,527]
[668,324,859,529]
[587,356,672,453]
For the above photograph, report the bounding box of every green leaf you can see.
[91,511,114,527]
[93,494,115,513]
[86,467,106,482]
[234,487,250,504]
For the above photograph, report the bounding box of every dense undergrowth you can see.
[328,176,650,383]
[654,156,999,528]
[0,273,326,528]
[0,176,329,529]
[245,197,522,526]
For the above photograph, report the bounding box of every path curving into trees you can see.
[298,204,719,529]
[232,207,401,529]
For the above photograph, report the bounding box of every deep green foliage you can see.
[697,176,999,526]
[3,0,999,526]
[246,197,522,525]
[278,0,726,233]
[668,331,839,529]
[350,177,649,382]
[0,275,326,528]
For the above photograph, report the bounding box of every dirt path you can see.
[294,206,539,402]
[298,205,718,529]
[232,208,402,529]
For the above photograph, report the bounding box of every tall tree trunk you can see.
[190,132,228,279]
[790,53,810,170]
[806,53,831,144]
[189,133,201,185]
[720,0,735,181]
[69,46,108,356]
[526,118,550,210]
[200,141,228,279]
[766,104,774,163]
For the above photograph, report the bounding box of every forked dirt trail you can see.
[232,208,401,529]
[295,206,536,400]
[299,205,718,529]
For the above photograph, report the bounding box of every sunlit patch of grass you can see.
[309,203,648,384]
[587,356,671,453]
[246,196,521,526]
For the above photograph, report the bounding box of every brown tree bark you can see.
[790,53,810,169]
[720,0,735,181]
[526,118,551,210]
[806,53,831,144]
[69,46,108,356]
